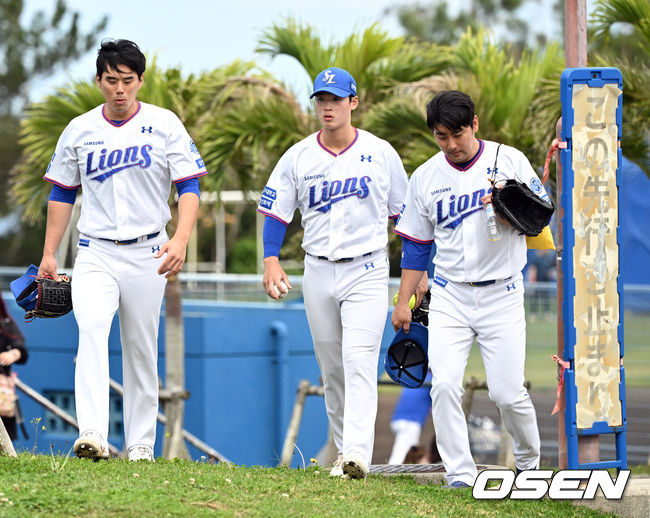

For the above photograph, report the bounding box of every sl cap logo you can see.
[323,70,336,84]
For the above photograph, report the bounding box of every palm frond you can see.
[333,23,403,80]
[591,0,650,47]
[370,41,453,85]
[453,28,563,159]
[256,18,333,79]
[591,53,650,175]
[196,83,316,194]
[10,63,190,222]
[362,76,460,173]
[10,80,104,222]
[184,61,263,122]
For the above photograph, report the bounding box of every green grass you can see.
[461,312,650,389]
[0,453,619,518]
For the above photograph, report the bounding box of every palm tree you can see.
[189,19,452,199]
[192,62,313,196]
[591,0,650,45]
[257,19,452,110]
[10,62,194,459]
[193,21,563,271]
[365,28,564,179]
[528,0,650,178]
[11,79,104,223]
[193,19,453,268]
[452,28,565,187]
[590,0,650,174]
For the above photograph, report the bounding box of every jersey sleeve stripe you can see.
[173,171,208,183]
[44,176,81,189]
[256,208,289,226]
[393,228,434,244]
[389,213,401,220]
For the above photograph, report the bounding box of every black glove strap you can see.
[490,143,502,183]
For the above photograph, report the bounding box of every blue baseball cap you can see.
[310,67,357,98]
[384,322,429,389]
[11,264,39,312]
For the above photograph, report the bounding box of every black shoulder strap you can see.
[490,143,502,182]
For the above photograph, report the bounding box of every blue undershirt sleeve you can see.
[263,216,288,258]
[400,237,432,270]
[48,184,78,204]
[176,177,200,197]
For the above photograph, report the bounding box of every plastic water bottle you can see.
[485,202,501,241]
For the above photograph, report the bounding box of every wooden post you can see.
[564,0,588,68]
[162,275,191,460]
[497,422,515,469]
[461,377,485,420]
[279,380,325,467]
[559,0,599,468]
[556,119,568,469]
[0,418,17,457]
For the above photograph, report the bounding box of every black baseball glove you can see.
[411,289,431,327]
[491,180,555,237]
[16,274,73,321]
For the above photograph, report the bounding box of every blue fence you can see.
[6,277,649,467]
[5,292,396,467]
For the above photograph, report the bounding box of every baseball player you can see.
[258,67,420,479]
[392,90,545,488]
[387,372,433,465]
[38,39,206,461]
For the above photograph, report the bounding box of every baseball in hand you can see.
[393,291,416,309]
[274,281,288,299]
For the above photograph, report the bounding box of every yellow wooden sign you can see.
[571,83,622,429]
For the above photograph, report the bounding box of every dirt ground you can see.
[373,387,649,467]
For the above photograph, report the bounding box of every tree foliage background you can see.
[5,0,649,272]
[0,0,107,262]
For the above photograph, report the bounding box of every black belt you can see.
[311,251,373,263]
[467,276,511,287]
[99,231,160,245]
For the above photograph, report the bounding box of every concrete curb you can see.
[575,477,650,518]
[369,463,504,486]
[372,465,650,517]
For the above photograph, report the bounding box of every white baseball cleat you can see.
[342,454,369,480]
[127,445,155,462]
[330,454,344,477]
[73,431,109,460]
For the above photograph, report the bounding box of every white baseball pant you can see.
[303,250,388,468]
[388,419,423,465]
[428,272,540,485]
[72,232,168,451]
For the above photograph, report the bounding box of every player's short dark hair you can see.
[96,39,146,79]
[426,90,475,133]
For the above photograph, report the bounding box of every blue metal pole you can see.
[271,321,290,453]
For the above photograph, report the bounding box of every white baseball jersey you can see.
[44,101,207,240]
[395,139,551,282]
[258,128,408,260]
